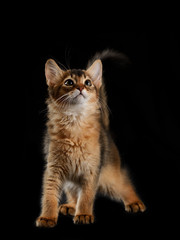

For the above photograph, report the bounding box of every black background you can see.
[25,32,179,238]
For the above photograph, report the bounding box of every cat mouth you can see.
[75,93,85,100]
[74,91,85,98]
[68,89,88,104]
[72,92,86,104]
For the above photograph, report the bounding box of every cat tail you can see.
[87,49,130,69]
[87,49,130,130]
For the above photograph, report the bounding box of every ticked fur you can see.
[36,50,146,227]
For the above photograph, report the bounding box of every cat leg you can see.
[117,173,146,213]
[36,165,65,227]
[73,177,97,224]
[59,184,78,216]
[98,164,146,213]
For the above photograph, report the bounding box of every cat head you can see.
[45,59,102,109]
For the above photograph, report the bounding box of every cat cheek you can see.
[81,89,88,98]
[72,89,80,98]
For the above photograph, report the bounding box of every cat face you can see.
[45,59,102,109]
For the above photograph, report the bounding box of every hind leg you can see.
[98,164,146,213]
[59,183,78,216]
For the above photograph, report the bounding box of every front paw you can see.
[59,204,76,216]
[36,216,57,228]
[73,214,94,224]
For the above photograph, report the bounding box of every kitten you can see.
[36,50,146,227]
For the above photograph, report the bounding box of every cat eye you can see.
[84,79,92,86]
[64,79,74,86]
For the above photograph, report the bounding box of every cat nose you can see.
[77,85,84,92]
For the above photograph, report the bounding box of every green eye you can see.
[64,79,74,86]
[85,79,92,86]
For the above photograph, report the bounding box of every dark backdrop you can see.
[25,32,179,238]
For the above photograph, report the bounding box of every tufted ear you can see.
[86,59,102,89]
[45,59,64,87]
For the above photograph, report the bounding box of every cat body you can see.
[36,50,146,227]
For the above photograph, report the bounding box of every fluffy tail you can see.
[87,49,130,69]
[87,49,130,129]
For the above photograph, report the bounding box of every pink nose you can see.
[77,86,84,92]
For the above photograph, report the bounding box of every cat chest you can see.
[59,137,100,176]
[59,137,99,160]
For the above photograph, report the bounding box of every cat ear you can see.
[45,59,64,86]
[86,59,102,89]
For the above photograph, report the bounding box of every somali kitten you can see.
[36,50,146,227]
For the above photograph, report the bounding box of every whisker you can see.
[65,47,71,70]
[39,107,48,115]
[54,94,73,112]
[98,96,111,116]
[54,93,70,104]
[57,60,68,71]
